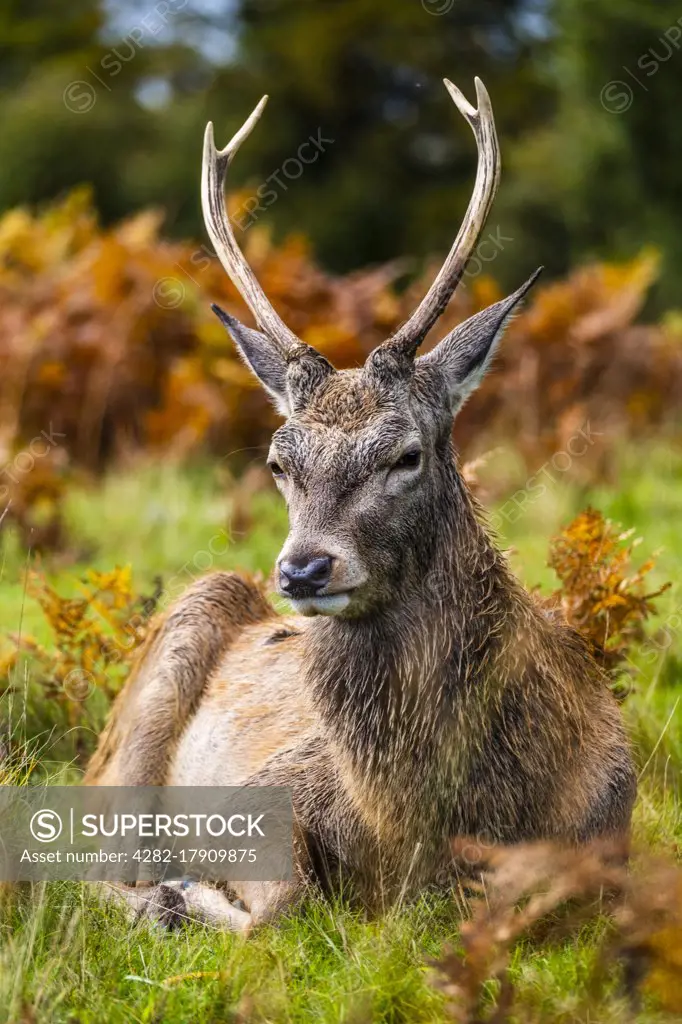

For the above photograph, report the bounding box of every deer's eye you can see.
[392,448,422,471]
[268,461,286,479]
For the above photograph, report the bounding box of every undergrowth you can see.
[0,441,680,1022]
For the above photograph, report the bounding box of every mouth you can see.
[287,591,353,617]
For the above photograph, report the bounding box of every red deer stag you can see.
[86,79,636,931]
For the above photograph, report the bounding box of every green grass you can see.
[0,441,681,1022]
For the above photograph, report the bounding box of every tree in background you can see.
[503,0,682,310]
[1,0,682,309]
[0,0,547,276]
[224,0,547,272]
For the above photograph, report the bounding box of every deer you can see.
[85,78,636,932]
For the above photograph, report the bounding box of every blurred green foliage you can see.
[3,0,682,309]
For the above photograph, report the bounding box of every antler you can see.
[204,81,500,363]
[202,97,301,353]
[384,77,501,360]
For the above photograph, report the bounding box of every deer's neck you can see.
[303,470,517,783]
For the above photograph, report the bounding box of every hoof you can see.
[140,884,188,931]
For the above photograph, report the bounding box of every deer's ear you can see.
[416,269,542,414]
[212,305,292,417]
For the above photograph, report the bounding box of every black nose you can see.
[279,556,332,597]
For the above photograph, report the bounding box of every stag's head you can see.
[202,80,540,618]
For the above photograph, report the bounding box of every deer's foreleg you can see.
[93,880,253,932]
[85,572,273,786]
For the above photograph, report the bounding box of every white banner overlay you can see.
[0,786,292,883]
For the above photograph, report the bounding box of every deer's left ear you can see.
[416,268,542,414]
[211,304,292,416]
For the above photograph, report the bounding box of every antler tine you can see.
[202,97,301,353]
[385,77,501,359]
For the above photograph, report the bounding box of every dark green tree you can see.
[217,0,549,272]
[502,0,682,309]
[4,0,682,309]
[0,0,547,279]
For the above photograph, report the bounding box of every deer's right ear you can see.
[415,268,542,415]
[211,304,292,417]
